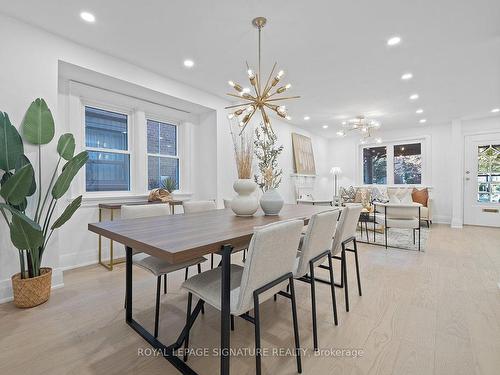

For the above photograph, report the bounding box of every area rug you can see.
[355,226,429,251]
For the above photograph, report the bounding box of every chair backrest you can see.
[295,209,339,277]
[331,204,362,254]
[182,200,216,214]
[383,204,420,220]
[235,219,304,312]
[121,204,170,220]
[223,199,232,209]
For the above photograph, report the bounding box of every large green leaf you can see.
[57,133,75,161]
[15,155,36,196]
[10,213,44,252]
[0,164,34,205]
[0,112,24,171]
[51,151,88,199]
[21,98,55,145]
[51,195,82,230]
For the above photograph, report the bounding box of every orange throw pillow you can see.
[412,188,428,207]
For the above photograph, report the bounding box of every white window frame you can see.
[145,115,180,190]
[357,136,430,186]
[68,81,186,201]
[81,100,135,198]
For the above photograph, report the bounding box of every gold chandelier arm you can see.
[226,93,257,101]
[238,107,258,135]
[265,96,301,102]
[225,103,252,110]
[262,62,277,98]
[263,102,279,111]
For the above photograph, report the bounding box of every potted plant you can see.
[254,124,284,215]
[0,98,88,308]
[229,121,258,216]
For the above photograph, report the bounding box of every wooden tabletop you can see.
[88,204,335,264]
[99,200,183,210]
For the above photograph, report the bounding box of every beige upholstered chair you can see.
[373,202,422,251]
[182,200,217,213]
[294,209,339,350]
[181,219,304,374]
[329,204,363,312]
[121,204,206,338]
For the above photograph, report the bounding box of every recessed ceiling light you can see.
[303,116,310,120]
[341,121,347,125]
[416,109,424,114]
[419,119,427,123]
[375,138,382,143]
[387,36,401,46]
[492,108,500,113]
[401,73,413,80]
[183,59,194,68]
[80,11,95,23]
[409,94,419,100]
[322,125,328,129]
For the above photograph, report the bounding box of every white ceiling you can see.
[1,0,500,136]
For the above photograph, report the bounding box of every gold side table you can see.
[97,200,182,270]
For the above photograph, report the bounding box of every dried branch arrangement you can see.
[230,119,254,179]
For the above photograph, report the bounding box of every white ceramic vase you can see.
[231,179,259,216]
[259,188,284,215]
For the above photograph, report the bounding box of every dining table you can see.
[88,203,334,375]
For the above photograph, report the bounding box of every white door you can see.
[463,133,500,227]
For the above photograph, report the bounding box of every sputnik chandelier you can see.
[226,17,299,134]
[336,115,381,143]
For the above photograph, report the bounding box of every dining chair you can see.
[293,209,339,350]
[181,219,304,375]
[324,204,363,312]
[121,204,206,338]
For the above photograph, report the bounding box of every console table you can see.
[98,199,183,270]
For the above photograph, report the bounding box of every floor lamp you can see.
[330,167,342,202]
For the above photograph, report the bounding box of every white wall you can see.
[0,14,332,302]
[328,123,454,224]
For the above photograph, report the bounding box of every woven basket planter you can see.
[11,267,52,308]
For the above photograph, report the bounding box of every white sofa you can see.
[339,186,433,226]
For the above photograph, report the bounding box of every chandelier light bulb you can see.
[247,69,255,79]
[277,105,287,115]
[227,113,235,119]
[285,115,292,120]
[245,105,254,113]
[336,131,345,137]
[228,80,235,87]
[277,70,285,79]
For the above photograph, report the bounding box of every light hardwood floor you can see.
[1,224,500,375]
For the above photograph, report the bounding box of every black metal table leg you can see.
[124,246,199,375]
[220,244,233,375]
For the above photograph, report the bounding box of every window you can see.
[393,143,422,184]
[85,106,130,192]
[147,119,179,190]
[363,146,387,184]
[477,144,500,203]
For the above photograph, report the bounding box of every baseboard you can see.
[59,247,125,271]
[0,268,64,305]
[432,215,451,225]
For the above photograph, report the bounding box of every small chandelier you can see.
[336,115,382,143]
[226,17,299,135]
